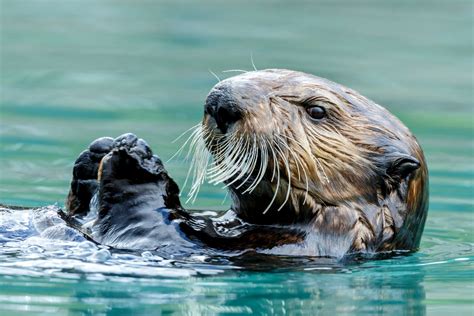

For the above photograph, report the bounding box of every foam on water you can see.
[0,207,239,279]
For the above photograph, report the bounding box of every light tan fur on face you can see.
[174,69,429,253]
[182,69,426,227]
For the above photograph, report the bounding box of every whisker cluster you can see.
[173,123,314,215]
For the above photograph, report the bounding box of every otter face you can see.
[187,69,425,221]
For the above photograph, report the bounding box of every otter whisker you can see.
[181,127,205,192]
[314,156,330,184]
[275,134,300,179]
[184,126,213,202]
[210,146,247,184]
[235,134,260,191]
[279,133,310,203]
[288,146,310,204]
[185,125,208,161]
[250,53,258,71]
[209,131,234,160]
[289,144,310,203]
[244,135,268,193]
[223,136,256,187]
[258,136,270,184]
[268,140,278,183]
[273,139,292,212]
[208,134,246,183]
[222,69,249,74]
[209,132,242,172]
[208,133,235,168]
[254,136,269,184]
[227,135,255,188]
[209,144,246,184]
[207,134,238,174]
[262,137,281,215]
[281,133,330,185]
[292,151,310,204]
[237,136,258,187]
[171,122,202,144]
[212,129,237,155]
[225,137,253,185]
[276,135,301,182]
[167,123,202,163]
[221,190,229,205]
[186,127,213,203]
[240,135,262,192]
[188,153,210,202]
[208,69,221,82]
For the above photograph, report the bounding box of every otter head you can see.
[188,69,427,226]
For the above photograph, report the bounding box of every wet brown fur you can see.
[200,69,429,253]
[64,69,429,257]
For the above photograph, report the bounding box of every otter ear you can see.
[386,154,420,181]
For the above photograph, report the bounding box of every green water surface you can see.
[0,0,473,315]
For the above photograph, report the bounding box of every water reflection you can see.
[0,261,426,315]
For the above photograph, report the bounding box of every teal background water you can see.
[0,0,472,314]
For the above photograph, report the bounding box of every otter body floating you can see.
[65,69,428,259]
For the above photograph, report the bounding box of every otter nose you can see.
[205,89,242,133]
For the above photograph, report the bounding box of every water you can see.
[0,0,472,314]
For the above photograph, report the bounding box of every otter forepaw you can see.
[99,133,165,182]
[66,136,114,216]
[96,133,182,218]
[67,133,181,219]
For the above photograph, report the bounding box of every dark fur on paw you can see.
[98,133,181,216]
[66,137,114,216]
[100,133,165,181]
[67,133,181,218]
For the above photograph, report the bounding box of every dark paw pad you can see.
[98,134,182,213]
[67,136,114,216]
[68,133,180,217]
[111,133,153,160]
[100,134,164,182]
[89,137,114,154]
[113,133,138,149]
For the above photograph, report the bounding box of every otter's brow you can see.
[277,95,334,108]
[300,96,334,106]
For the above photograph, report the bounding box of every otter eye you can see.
[306,106,326,120]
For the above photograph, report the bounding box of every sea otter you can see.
[65,69,429,258]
